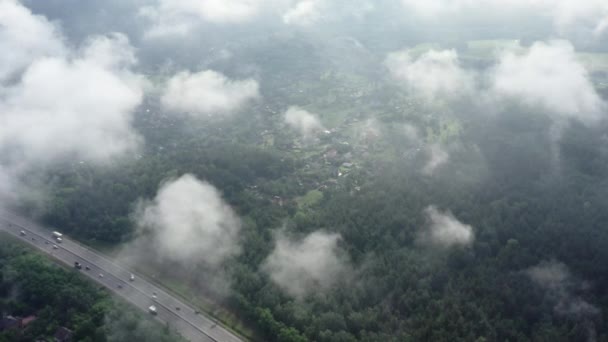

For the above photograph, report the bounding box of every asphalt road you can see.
[0,209,244,342]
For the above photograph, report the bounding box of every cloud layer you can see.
[161,69,259,117]
[135,174,242,268]
[385,49,474,101]
[262,230,351,299]
[400,0,608,37]
[0,0,65,82]
[419,206,474,248]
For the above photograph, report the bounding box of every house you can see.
[54,327,73,342]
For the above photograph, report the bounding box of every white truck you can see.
[52,231,63,243]
[148,305,158,315]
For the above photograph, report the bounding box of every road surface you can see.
[0,209,244,342]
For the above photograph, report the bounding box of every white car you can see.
[129,274,135,281]
[98,273,104,278]
[19,230,26,236]
[52,244,58,249]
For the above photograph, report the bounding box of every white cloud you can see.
[527,261,600,319]
[419,206,474,248]
[262,230,351,299]
[491,40,604,123]
[0,0,65,82]
[161,70,259,117]
[141,0,265,36]
[0,33,144,168]
[284,106,325,139]
[385,49,474,101]
[135,174,241,268]
[283,0,324,26]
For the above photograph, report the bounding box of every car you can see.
[74,262,82,270]
[152,294,157,299]
[45,241,49,244]
[194,310,200,315]
[117,284,123,289]
[56,237,62,243]
[52,244,58,249]
[175,307,180,311]
[98,273,104,278]
[19,230,26,236]
[129,274,135,281]
[85,266,91,271]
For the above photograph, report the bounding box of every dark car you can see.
[74,262,82,270]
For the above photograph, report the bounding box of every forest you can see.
[3,1,608,341]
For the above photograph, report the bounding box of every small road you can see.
[0,209,244,342]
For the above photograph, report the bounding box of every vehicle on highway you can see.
[117,284,123,289]
[20,230,26,236]
[129,273,135,281]
[56,237,63,243]
[74,262,82,270]
[52,231,63,239]
[176,307,180,311]
[85,266,91,271]
[98,273,104,278]
[52,244,58,249]
[149,305,158,315]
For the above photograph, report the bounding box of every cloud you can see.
[400,0,608,37]
[284,106,325,140]
[0,33,144,170]
[385,49,474,101]
[423,144,449,175]
[261,230,351,299]
[419,206,474,248]
[140,0,265,36]
[283,0,324,26]
[0,0,65,82]
[160,70,259,117]
[527,261,600,319]
[491,40,604,123]
[134,174,241,268]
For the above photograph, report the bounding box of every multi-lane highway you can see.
[0,209,244,342]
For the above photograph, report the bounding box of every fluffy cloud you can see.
[161,70,259,117]
[419,206,474,248]
[527,261,600,318]
[400,0,608,37]
[492,40,604,123]
[135,174,241,268]
[262,230,351,299]
[0,0,65,81]
[283,0,324,26]
[284,106,325,139]
[0,33,143,169]
[140,0,265,36]
[385,49,474,101]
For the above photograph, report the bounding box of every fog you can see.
[2,0,608,336]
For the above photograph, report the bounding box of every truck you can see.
[52,231,63,239]
[148,305,157,315]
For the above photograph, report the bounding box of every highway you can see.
[0,209,244,342]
